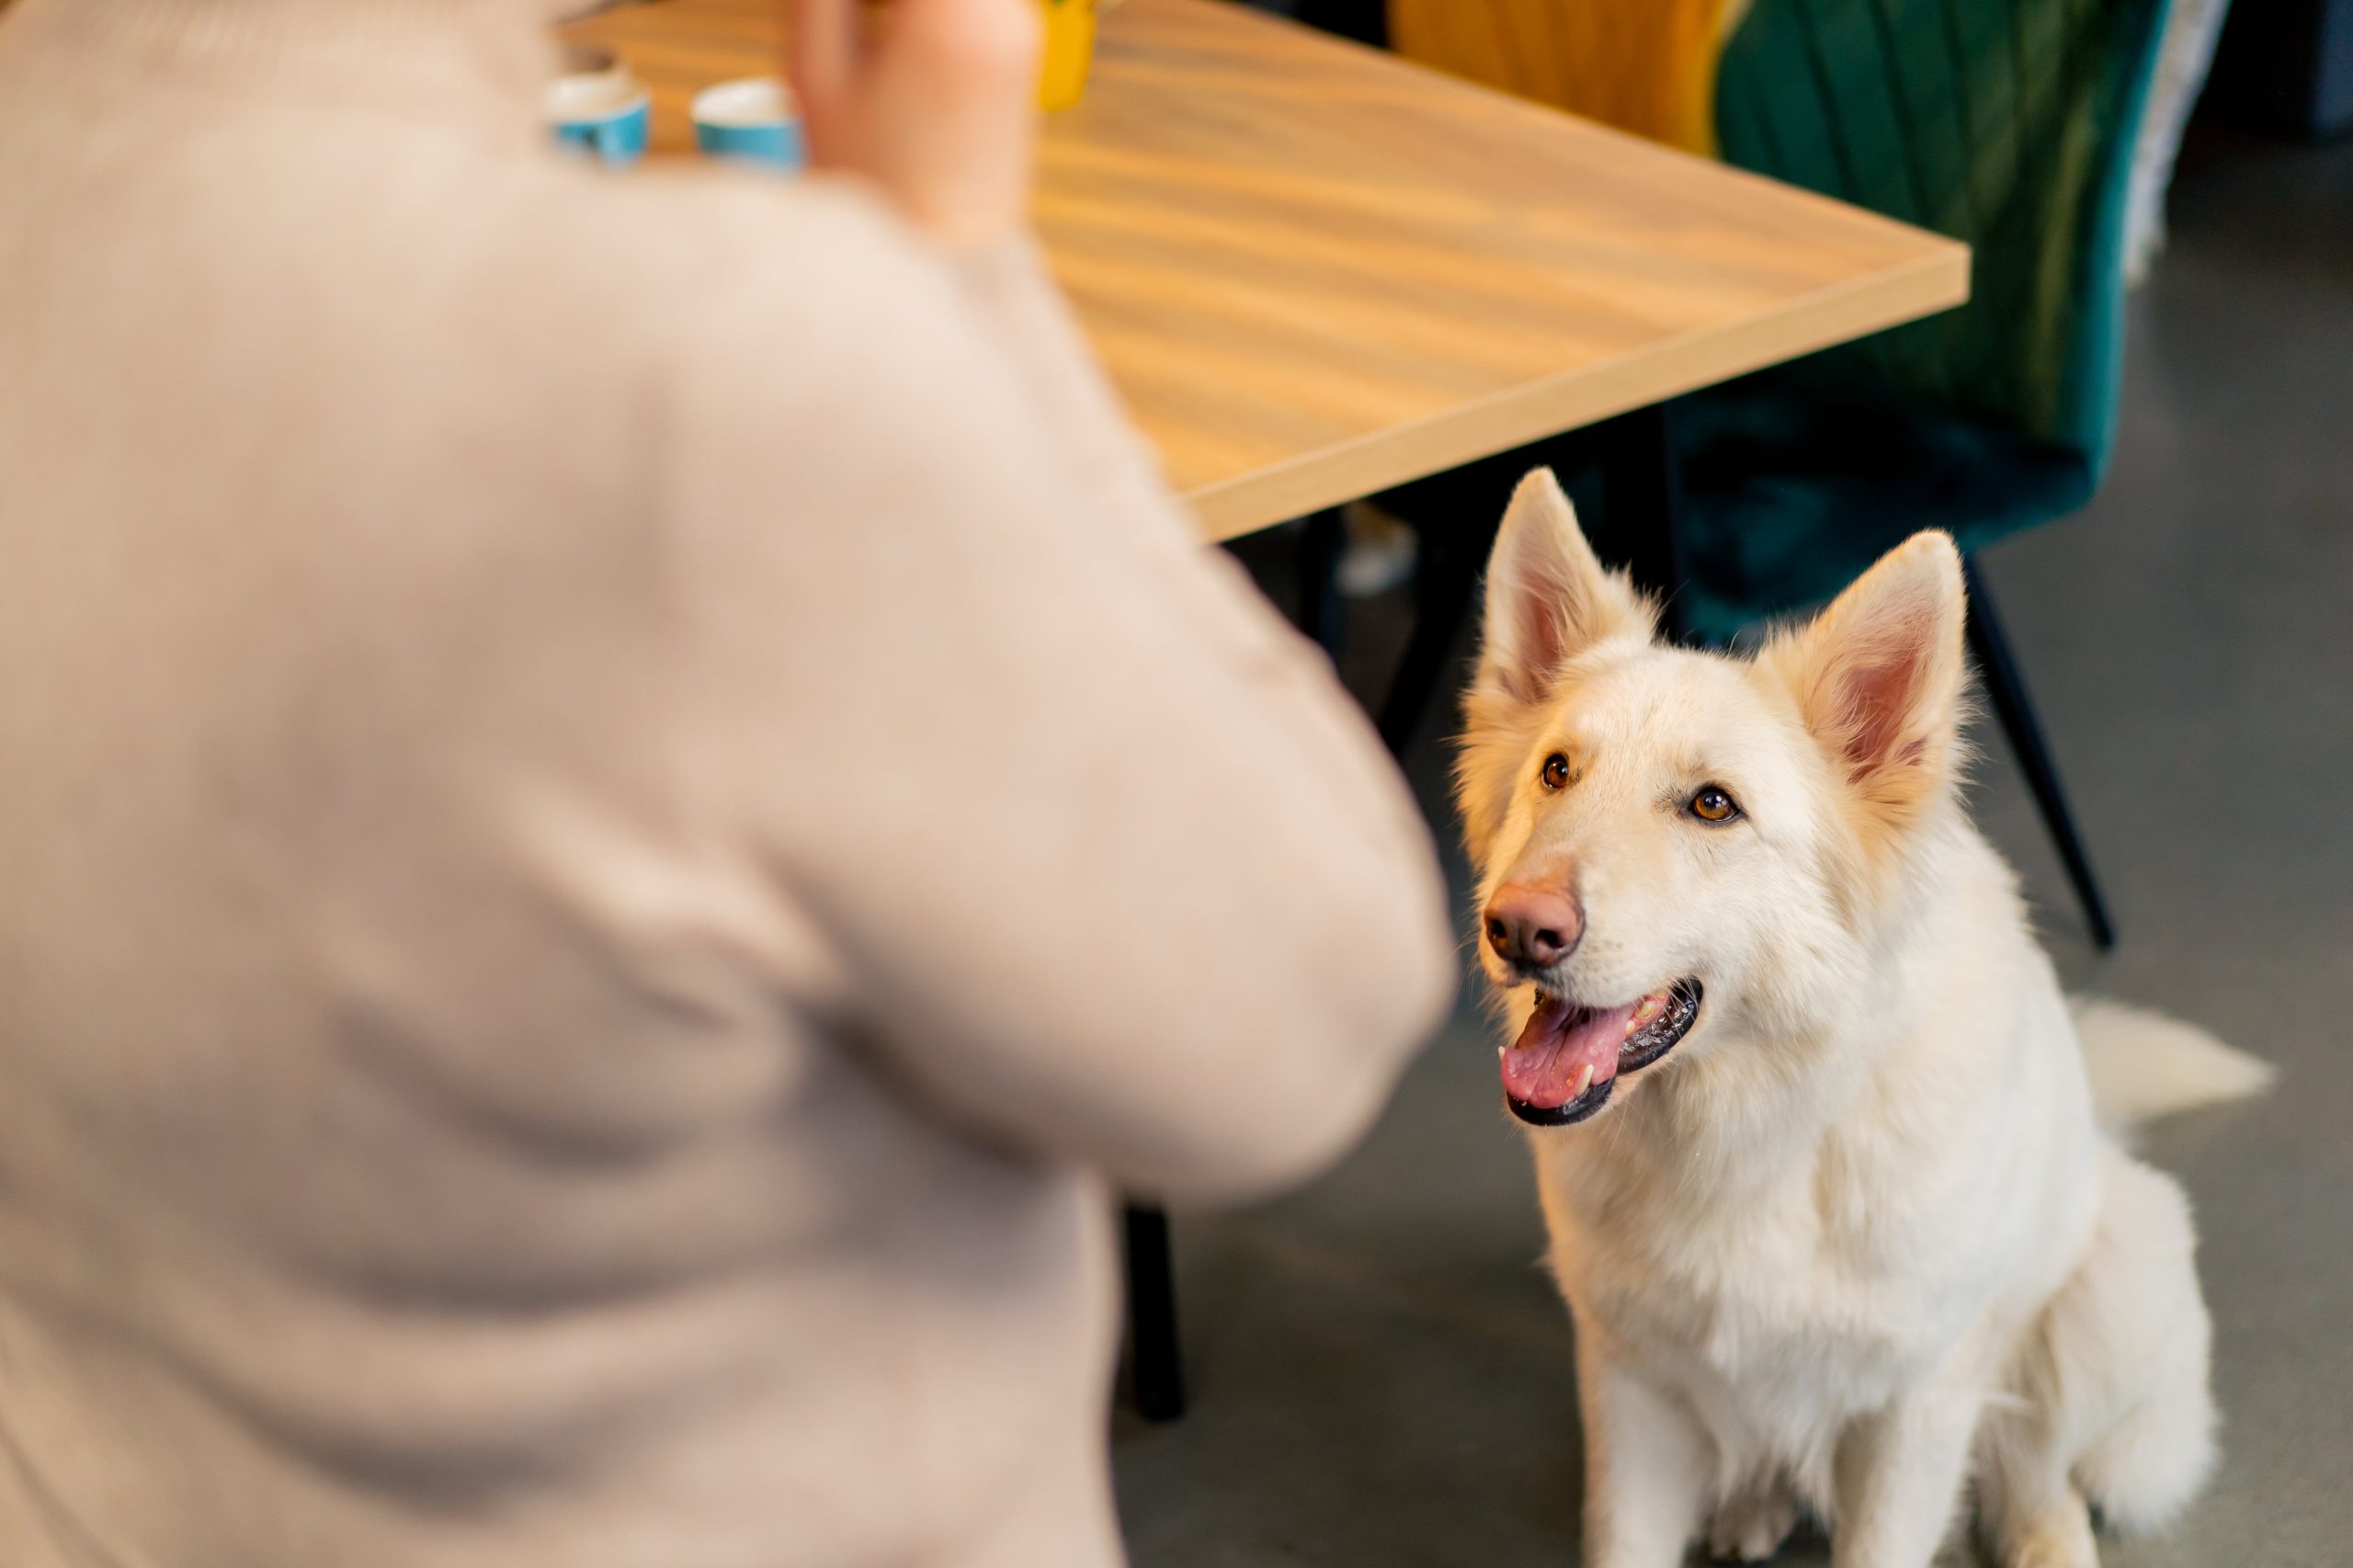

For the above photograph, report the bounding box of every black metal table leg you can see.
[1115,517,1347,1426]
[1961,556,2118,951]
[1122,1202,1186,1422]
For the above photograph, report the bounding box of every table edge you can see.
[1183,239,1972,543]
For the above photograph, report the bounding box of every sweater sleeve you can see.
[662,187,1457,1207]
[943,236,1179,534]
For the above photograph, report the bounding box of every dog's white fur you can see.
[1455,471,2270,1568]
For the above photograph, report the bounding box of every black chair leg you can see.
[1961,555,2118,951]
[1122,1202,1186,1421]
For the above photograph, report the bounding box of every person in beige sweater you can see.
[0,0,1458,1562]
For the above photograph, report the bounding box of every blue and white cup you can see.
[693,79,805,173]
[546,52,651,168]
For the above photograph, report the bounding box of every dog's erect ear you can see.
[1769,531,1968,824]
[1476,469,1650,706]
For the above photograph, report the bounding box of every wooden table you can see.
[561,0,1967,543]
[561,0,1969,1425]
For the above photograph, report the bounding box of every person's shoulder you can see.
[501,161,961,347]
[501,164,999,433]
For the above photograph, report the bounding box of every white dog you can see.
[1454,471,2270,1568]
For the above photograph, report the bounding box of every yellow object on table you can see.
[1038,0,1096,110]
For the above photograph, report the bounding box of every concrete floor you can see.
[1111,123,2353,1567]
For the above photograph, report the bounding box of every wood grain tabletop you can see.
[562,0,1969,540]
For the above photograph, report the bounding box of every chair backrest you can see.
[1713,0,2172,475]
[1389,0,1746,154]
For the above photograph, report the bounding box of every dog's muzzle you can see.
[1501,979,1702,1126]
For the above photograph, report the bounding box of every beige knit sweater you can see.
[0,2,1457,1562]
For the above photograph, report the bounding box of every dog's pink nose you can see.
[1483,882,1584,970]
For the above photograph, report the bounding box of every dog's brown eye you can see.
[1540,753,1572,791]
[1689,787,1739,823]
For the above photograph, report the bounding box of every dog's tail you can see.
[2071,996,2274,1133]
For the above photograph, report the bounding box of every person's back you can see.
[0,1,1455,1562]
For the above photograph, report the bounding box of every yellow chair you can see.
[1389,0,1750,154]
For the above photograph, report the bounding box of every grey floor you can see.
[1110,123,2353,1567]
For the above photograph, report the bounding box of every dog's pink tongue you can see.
[1502,997,1639,1108]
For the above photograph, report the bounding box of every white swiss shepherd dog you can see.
[1454,470,2270,1568]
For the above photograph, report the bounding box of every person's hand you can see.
[785,0,1042,252]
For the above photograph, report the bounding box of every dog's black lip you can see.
[1619,978,1702,1074]
[1507,1074,1615,1127]
[1505,979,1703,1128]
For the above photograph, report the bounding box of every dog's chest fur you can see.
[1529,1054,2073,1488]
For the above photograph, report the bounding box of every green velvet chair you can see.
[1671,0,2176,948]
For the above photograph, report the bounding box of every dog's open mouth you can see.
[1502,979,1702,1127]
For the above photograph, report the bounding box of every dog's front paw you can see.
[1707,1485,1798,1562]
[2004,1500,2100,1568]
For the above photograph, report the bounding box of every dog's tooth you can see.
[1573,1062,1594,1097]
